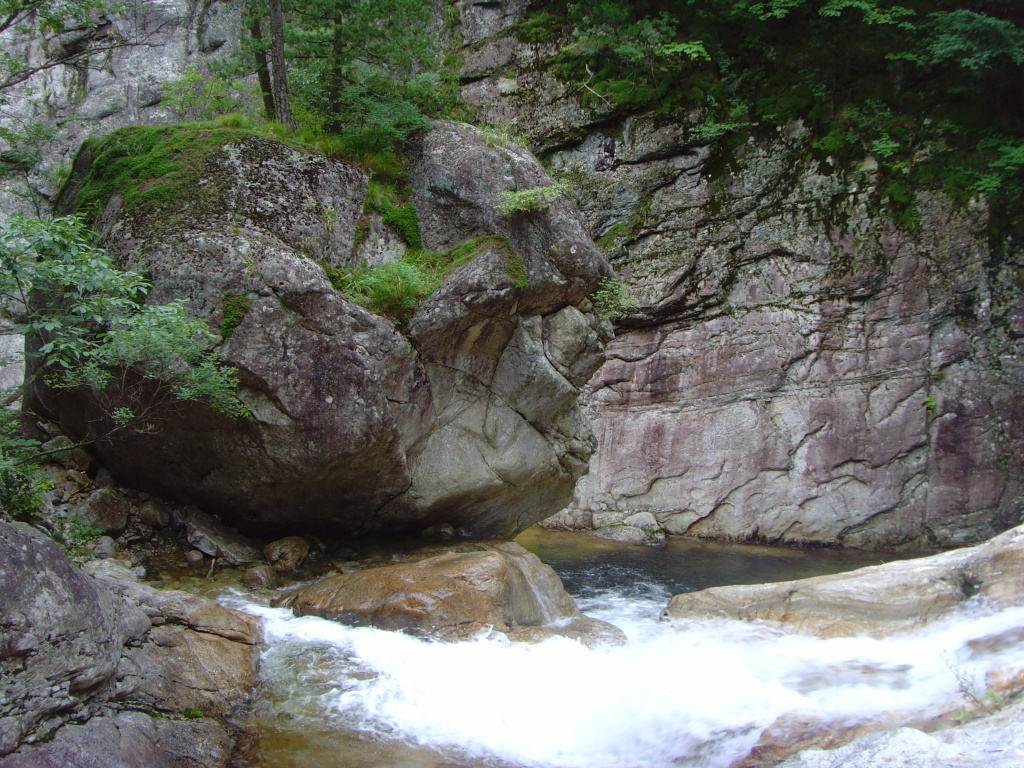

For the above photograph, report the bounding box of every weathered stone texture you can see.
[0,520,260,767]
[0,0,246,216]
[453,3,1024,548]
[36,123,610,539]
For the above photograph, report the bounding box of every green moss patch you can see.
[220,292,252,339]
[71,123,277,221]
[327,233,519,325]
[364,180,422,249]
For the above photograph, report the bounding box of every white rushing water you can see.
[227,586,1024,768]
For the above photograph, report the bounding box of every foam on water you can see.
[226,586,1024,768]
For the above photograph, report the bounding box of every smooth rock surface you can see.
[275,541,624,643]
[661,524,1024,638]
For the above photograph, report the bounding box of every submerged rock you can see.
[275,541,625,644]
[37,122,610,540]
[661,524,1024,638]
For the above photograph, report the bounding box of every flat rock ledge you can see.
[661,524,1024,638]
[662,525,1024,767]
[775,694,1024,768]
[275,541,625,645]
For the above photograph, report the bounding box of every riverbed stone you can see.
[593,524,665,545]
[73,487,131,536]
[264,536,310,571]
[662,524,1024,638]
[242,563,281,588]
[184,508,260,565]
[274,541,623,643]
[137,499,171,529]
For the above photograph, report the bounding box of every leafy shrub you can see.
[343,257,435,323]
[330,234,522,322]
[495,181,572,215]
[592,276,639,320]
[163,66,261,122]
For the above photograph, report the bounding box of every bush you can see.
[495,181,572,215]
[592,276,639,320]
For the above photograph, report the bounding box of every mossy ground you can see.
[327,234,518,324]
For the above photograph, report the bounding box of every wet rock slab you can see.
[661,524,1024,638]
[275,541,625,645]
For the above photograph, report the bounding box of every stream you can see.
[193,530,1024,768]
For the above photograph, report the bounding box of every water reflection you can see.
[514,527,914,597]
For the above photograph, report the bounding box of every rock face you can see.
[661,523,1024,637]
[0,519,260,767]
[275,541,625,644]
[36,122,610,538]
[775,699,1024,768]
[0,0,244,216]
[453,2,1024,548]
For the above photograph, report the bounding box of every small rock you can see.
[264,536,310,571]
[138,500,171,529]
[137,523,155,541]
[242,564,280,588]
[185,549,205,565]
[74,488,131,536]
[41,435,93,473]
[185,508,260,565]
[91,467,115,488]
[594,525,665,544]
[621,511,661,532]
[94,536,117,559]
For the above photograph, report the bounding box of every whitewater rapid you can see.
[225,583,1024,768]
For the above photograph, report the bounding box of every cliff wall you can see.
[456,1,1024,548]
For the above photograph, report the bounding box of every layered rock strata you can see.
[453,2,1024,548]
[36,121,610,538]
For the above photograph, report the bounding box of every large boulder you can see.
[661,524,1024,637]
[36,122,610,539]
[275,541,625,644]
[0,519,260,767]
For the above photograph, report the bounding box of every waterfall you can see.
[226,584,1024,768]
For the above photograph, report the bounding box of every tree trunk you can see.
[324,16,345,134]
[267,0,294,130]
[249,15,276,122]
